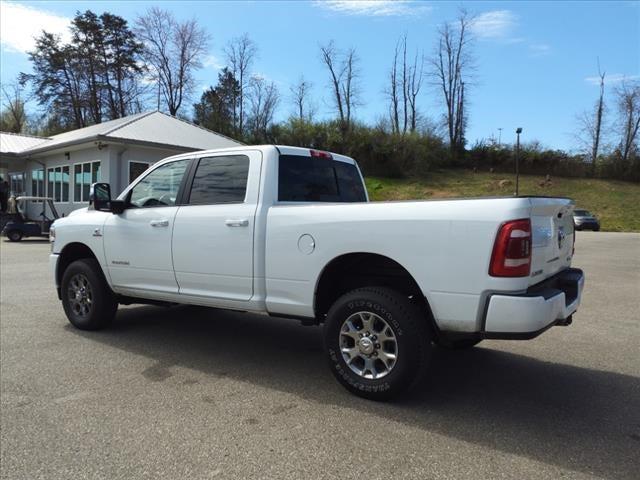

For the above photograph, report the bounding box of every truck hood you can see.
[68,207,89,217]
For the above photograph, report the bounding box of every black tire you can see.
[7,230,23,242]
[323,287,431,401]
[433,336,482,350]
[61,258,117,330]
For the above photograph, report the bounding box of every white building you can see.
[0,111,241,218]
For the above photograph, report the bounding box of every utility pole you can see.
[515,127,522,196]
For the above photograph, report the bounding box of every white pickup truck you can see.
[50,145,585,399]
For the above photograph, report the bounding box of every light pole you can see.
[498,127,503,147]
[515,127,523,196]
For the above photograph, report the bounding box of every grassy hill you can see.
[365,170,640,232]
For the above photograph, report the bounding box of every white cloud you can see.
[203,54,224,70]
[0,1,71,54]
[529,43,551,57]
[313,0,431,17]
[470,10,517,39]
[585,73,640,85]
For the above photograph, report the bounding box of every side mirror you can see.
[90,183,125,214]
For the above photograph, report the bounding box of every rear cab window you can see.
[278,155,366,202]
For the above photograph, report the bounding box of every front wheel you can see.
[7,230,23,242]
[61,258,117,330]
[323,287,431,400]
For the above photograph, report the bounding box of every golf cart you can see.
[1,196,59,242]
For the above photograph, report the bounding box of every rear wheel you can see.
[323,287,431,400]
[7,230,23,242]
[61,258,117,330]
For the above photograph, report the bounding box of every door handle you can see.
[225,218,249,227]
[150,219,169,227]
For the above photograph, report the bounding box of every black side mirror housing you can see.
[90,182,125,214]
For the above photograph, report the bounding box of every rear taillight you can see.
[310,149,332,159]
[489,219,532,277]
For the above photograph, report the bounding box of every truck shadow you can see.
[68,304,639,480]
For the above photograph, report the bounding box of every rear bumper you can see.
[482,268,585,339]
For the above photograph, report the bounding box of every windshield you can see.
[574,210,591,216]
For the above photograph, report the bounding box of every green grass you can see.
[365,170,640,232]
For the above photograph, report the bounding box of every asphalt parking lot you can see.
[1,232,639,480]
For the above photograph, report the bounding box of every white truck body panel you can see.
[50,145,583,337]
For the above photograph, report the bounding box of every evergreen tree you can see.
[21,10,144,131]
[193,68,240,138]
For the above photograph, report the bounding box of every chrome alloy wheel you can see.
[339,311,398,379]
[67,273,93,318]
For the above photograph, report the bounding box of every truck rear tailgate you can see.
[529,198,575,287]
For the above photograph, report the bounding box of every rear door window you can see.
[278,155,366,202]
[188,155,250,205]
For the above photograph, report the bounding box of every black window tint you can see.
[278,155,366,202]
[189,155,249,205]
[334,162,366,202]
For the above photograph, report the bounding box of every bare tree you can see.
[576,62,607,173]
[320,41,361,136]
[1,83,29,133]
[615,79,640,162]
[590,65,606,172]
[225,34,258,135]
[387,39,401,134]
[320,42,345,129]
[386,34,424,135]
[247,76,279,141]
[136,7,209,116]
[407,48,425,133]
[429,10,475,158]
[290,75,315,121]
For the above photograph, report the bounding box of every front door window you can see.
[129,160,189,208]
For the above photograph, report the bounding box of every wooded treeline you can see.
[2,8,638,182]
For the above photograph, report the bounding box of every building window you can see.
[9,173,25,196]
[73,161,101,202]
[129,161,150,184]
[46,166,70,202]
[31,169,44,200]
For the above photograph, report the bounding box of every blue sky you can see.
[1,1,638,151]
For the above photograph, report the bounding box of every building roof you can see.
[1,111,241,156]
[0,132,50,154]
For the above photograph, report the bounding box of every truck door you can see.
[172,151,262,301]
[103,158,191,294]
